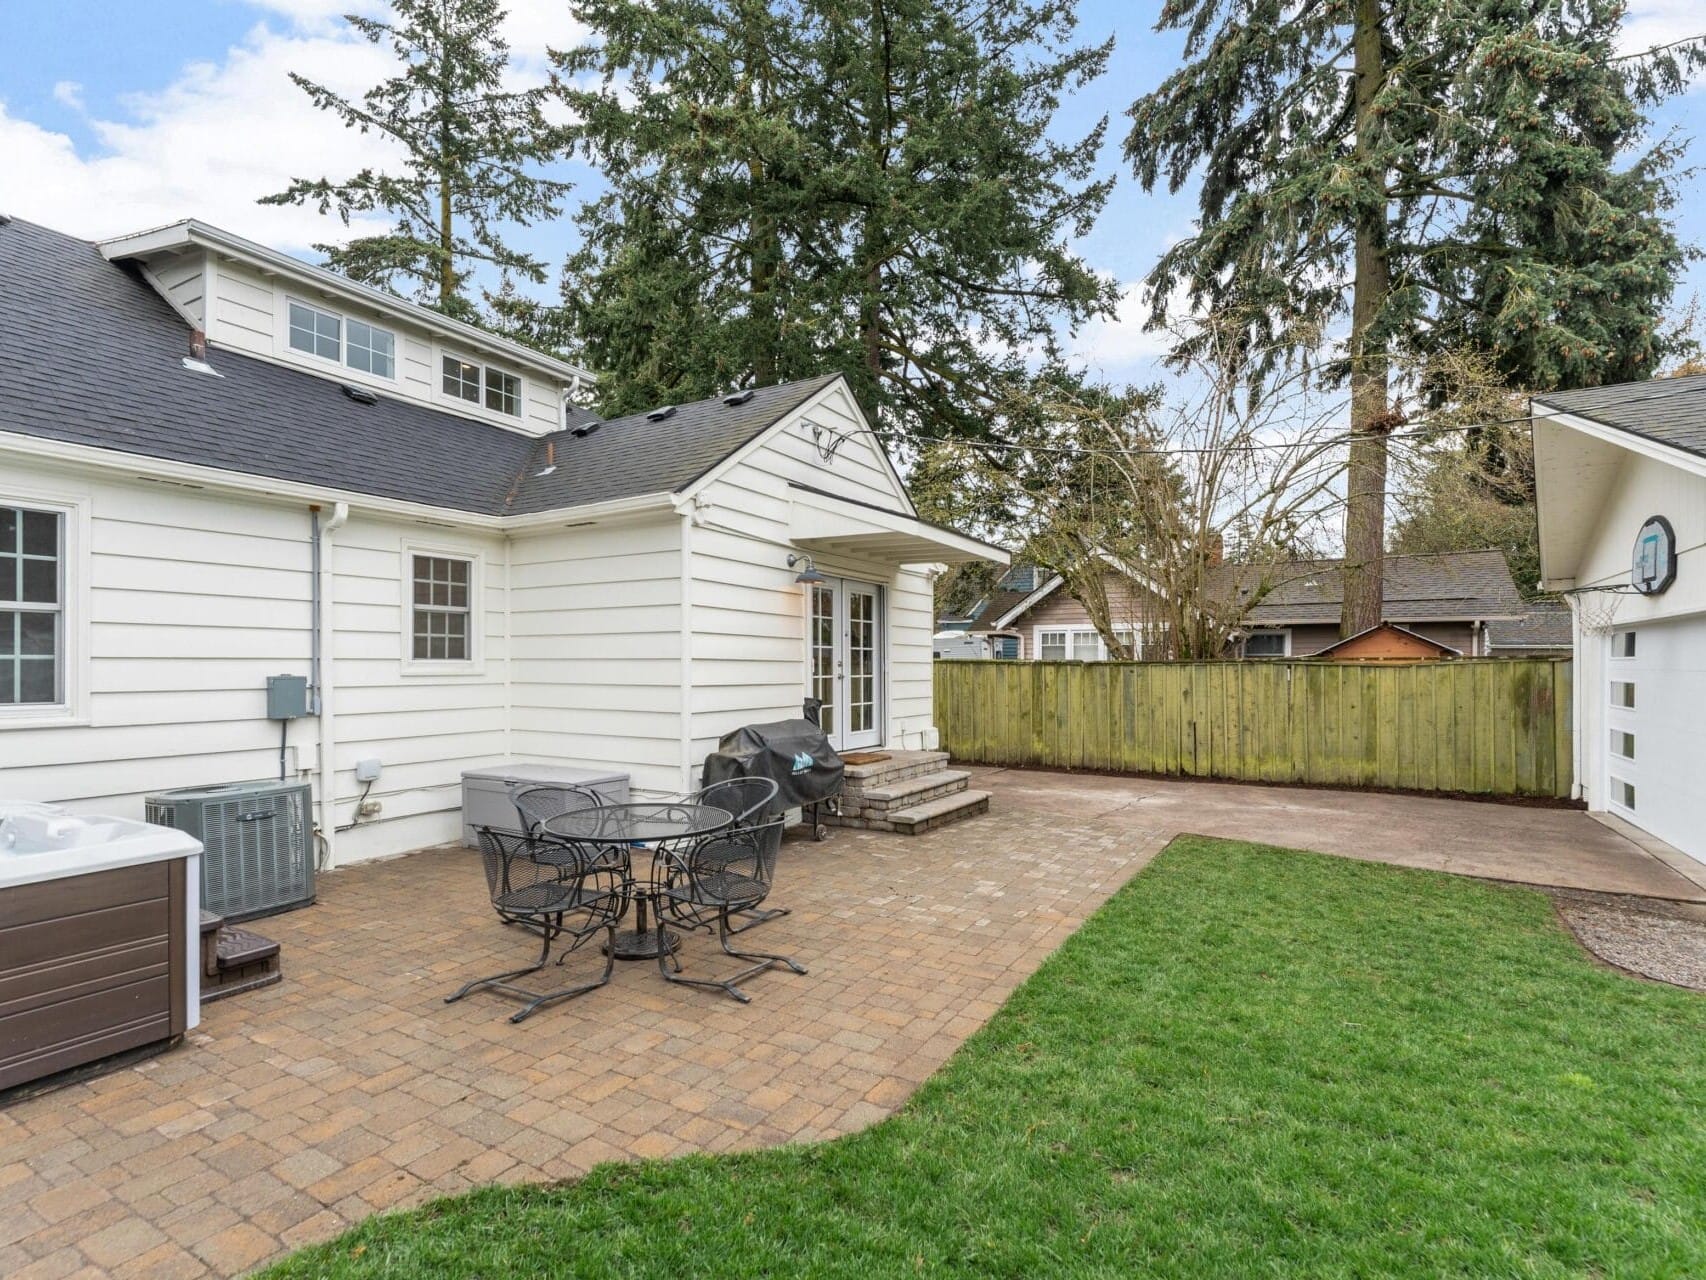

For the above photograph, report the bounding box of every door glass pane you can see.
[848,588,876,735]
[810,584,835,737]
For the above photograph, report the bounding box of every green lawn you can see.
[264,837,1706,1278]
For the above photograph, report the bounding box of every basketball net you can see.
[1565,586,1627,634]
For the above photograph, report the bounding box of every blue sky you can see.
[1,0,1700,381]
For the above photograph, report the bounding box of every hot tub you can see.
[1,800,202,1093]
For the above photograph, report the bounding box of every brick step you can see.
[841,750,950,787]
[831,788,990,836]
[844,769,971,815]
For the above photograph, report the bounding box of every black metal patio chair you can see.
[675,776,788,933]
[511,783,601,836]
[447,827,630,1023]
[651,817,805,1003]
[686,776,780,824]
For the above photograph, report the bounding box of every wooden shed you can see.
[1313,622,1461,662]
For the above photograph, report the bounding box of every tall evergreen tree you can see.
[554,0,1116,437]
[1125,1,1702,635]
[264,0,567,319]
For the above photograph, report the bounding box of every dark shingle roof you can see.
[1223,550,1525,624]
[507,375,840,514]
[1534,375,1706,460]
[1486,601,1573,650]
[0,216,837,515]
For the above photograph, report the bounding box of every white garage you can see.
[1534,374,1706,868]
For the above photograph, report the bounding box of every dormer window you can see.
[288,300,395,379]
[441,355,521,417]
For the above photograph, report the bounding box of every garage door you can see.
[1605,619,1706,864]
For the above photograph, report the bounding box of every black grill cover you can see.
[702,719,844,807]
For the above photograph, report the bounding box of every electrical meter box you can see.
[266,675,310,720]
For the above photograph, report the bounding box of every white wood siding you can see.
[0,461,517,863]
[2,380,952,863]
[197,256,566,437]
[0,459,319,812]
[507,516,686,796]
[151,253,205,327]
[687,383,937,757]
[325,516,510,862]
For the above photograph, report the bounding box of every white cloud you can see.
[1069,280,1183,377]
[0,3,587,253]
[1621,1,1706,90]
[50,80,84,111]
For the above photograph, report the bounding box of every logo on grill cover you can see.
[791,751,814,774]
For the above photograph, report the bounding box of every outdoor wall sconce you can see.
[788,553,825,584]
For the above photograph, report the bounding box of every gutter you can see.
[0,428,677,532]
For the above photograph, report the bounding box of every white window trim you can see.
[400,541,486,676]
[1243,628,1292,658]
[278,293,400,387]
[1032,624,1161,662]
[433,344,526,423]
[0,486,92,728]
[1609,629,1637,660]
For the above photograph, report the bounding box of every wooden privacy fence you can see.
[934,658,1574,798]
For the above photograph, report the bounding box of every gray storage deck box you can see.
[460,761,630,846]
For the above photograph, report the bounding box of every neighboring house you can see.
[1533,372,1706,868]
[945,550,1527,660]
[1485,601,1573,658]
[0,215,1002,866]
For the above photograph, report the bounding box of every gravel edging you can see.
[1549,889,1706,991]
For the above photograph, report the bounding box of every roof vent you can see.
[571,421,601,439]
[341,384,378,406]
[645,405,677,422]
[723,389,756,406]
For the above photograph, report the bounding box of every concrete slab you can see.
[963,766,1706,902]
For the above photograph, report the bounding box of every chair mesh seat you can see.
[493,881,611,914]
[659,870,766,910]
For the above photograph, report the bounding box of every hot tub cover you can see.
[701,719,845,808]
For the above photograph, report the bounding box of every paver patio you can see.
[1,769,1698,1278]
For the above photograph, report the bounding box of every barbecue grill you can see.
[701,713,844,841]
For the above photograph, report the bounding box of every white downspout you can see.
[679,505,696,793]
[501,534,513,760]
[316,501,350,869]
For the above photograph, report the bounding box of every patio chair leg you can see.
[656,917,755,1003]
[508,930,618,1024]
[718,911,807,977]
[446,921,554,1005]
[725,905,790,935]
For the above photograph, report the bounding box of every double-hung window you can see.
[288,300,395,378]
[1038,630,1068,660]
[1,505,63,706]
[411,554,472,662]
[441,355,522,418]
[1070,631,1102,662]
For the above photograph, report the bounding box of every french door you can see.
[808,577,883,751]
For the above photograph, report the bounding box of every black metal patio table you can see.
[542,802,732,961]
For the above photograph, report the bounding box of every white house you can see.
[1533,373,1706,867]
[0,215,1002,866]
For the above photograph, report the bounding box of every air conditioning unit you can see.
[145,780,314,922]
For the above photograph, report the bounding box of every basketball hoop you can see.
[1563,584,1634,634]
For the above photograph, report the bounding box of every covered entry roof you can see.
[788,483,1008,566]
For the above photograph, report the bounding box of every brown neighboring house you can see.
[949,550,1530,659]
